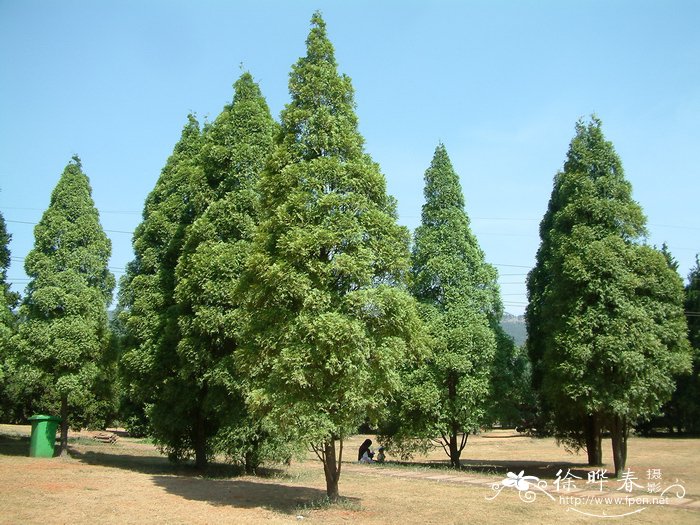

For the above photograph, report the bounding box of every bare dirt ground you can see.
[1,425,698,524]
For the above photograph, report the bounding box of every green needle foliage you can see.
[0,211,18,329]
[234,12,424,500]
[118,115,211,465]
[13,157,114,454]
[381,144,501,469]
[174,72,288,472]
[652,256,700,433]
[685,256,700,354]
[0,211,21,421]
[678,258,700,431]
[526,117,691,476]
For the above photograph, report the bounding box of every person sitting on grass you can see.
[376,446,386,463]
[358,438,374,463]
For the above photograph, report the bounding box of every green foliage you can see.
[117,115,209,455]
[380,144,502,466]
[234,13,424,494]
[11,157,115,429]
[119,73,288,468]
[488,326,534,428]
[174,72,287,469]
[526,117,692,464]
[677,257,700,432]
[0,211,21,421]
[0,211,19,324]
[686,257,700,349]
[644,256,700,434]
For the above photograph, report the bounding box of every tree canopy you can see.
[381,144,500,468]
[117,115,211,464]
[14,156,115,454]
[526,117,691,475]
[173,72,283,472]
[0,211,21,421]
[234,12,424,499]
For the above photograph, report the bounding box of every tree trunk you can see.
[59,394,69,457]
[194,411,207,471]
[449,431,460,469]
[245,440,260,475]
[445,373,467,469]
[320,438,343,502]
[447,426,468,469]
[584,413,602,466]
[610,415,628,478]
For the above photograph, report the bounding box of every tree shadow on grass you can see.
[0,433,32,457]
[71,449,358,513]
[151,475,342,513]
[72,449,344,512]
[70,448,284,480]
[387,458,591,480]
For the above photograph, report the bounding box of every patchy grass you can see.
[0,425,698,524]
[296,495,363,514]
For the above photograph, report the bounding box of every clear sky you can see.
[1,0,699,315]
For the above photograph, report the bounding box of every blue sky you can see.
[1,0,699,315]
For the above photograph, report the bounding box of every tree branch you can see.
[337,437,343,480]
[459,432,468,453]
[438,431,450,459]
[310,442,324,463]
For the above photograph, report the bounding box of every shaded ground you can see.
[1,425,699,524]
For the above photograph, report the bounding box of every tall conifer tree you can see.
[234,12,423,499]
[174,72,280,472]
[658,257,700,433]
[118,115,210,464]
[381,144,500,468]
[15,157,114,454]
[0,211,21,421]
[680,258,700,431]
[0,211,18,332]
[526,117,691,475]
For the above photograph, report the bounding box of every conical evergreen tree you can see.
[15,156,114,454]
[656,256,700,433]
[0,211,18,330]
[686,257,700,350]
[678,258,700,431]
[234,12,423,499]
[526,117,691,476]
[0,211,21,421]
[174,72,283,472]
[117,115,211,463]
[380,144,501,468]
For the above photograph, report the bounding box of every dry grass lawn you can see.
[1,424,698,524]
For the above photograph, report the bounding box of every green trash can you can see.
[28,414,61,457]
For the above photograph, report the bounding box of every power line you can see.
[10,256,125,271]
[1,206,140,215]
[5,219,133,235]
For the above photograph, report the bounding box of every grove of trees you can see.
[0,11,697,500]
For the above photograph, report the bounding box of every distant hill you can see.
[500,313,526,346]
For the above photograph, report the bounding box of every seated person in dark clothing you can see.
[358,438,374,463]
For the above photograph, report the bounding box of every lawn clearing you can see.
[1,425,698,524]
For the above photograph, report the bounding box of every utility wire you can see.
[5,219,133,235]
[1,206,141,215]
